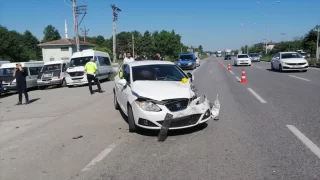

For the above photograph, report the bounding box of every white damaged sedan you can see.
[113,60,220,132]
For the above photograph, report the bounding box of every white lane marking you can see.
[247,88,267,103]
[288,75,310,82]
[81,143,116,172]
[230,71,234,75]
[236,76,241,82]
[287,125,320,159]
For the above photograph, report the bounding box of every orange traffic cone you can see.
[240,69,247,84]
[227,64,231,71]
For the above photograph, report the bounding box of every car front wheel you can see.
[271,63,274,70]
[127,105,137,133]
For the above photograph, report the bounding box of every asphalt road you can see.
[0,56,319,180]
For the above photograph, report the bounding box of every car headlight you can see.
[188,62,192,65]
[178,62,181,65]
[135,101,161,112]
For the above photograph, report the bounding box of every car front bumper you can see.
[65,76,88,86]
[282,64,308,71]
[131,95,220,130]
[37,79,63,86]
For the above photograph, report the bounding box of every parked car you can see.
[37,60,70,89]
[177,53,197,70]
[249,53,260,62]
[224,55,231,60]
[271,52,308,72]
[195,57,200,67]
[113,60,220,132]
[0,61,44,93]
[234,54,252,66]
[65,49,113,87]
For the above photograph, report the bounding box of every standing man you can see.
[123,52,135,64]
[156,53,165,61]
[84,58,104,95]
[13,63,29,105]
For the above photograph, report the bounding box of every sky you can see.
[0,0,319,51]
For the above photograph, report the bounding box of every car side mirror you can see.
[276,57,280,60]
[187,72,194,81]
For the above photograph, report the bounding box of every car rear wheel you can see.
[127,105,136,133]
[113,90,120,110]
[302,70,308,72]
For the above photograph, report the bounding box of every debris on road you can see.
[157,113,173,142]
[72,135,83,139]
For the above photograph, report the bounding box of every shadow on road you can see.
[266,69,307,73]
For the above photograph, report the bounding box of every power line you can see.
[71,0,87,52]
[80,26,89,42]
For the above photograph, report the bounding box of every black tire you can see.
[38,86,46,90]
[61,79,67,87]
[271,63,274,70]
[279,65,283,72]
[127,105,136,133]
[113,90,120,110]
[67,85,73,88]
[302,70,308,72]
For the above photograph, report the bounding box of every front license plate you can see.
[73,80,81,83]
[44,81,50,84]
[292,65,301,68]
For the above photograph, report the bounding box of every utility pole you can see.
[132,34,135,58]
[71,0,87,52]
[265,20,268,54]
[111,4,121,63]
[81,26,89,42]
[316,25,320,63]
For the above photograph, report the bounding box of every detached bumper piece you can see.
[157,114,201,127]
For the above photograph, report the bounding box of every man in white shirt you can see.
[123,52,135,64]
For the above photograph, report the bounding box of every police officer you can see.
[13,63,29,105]
[84,58,104,95]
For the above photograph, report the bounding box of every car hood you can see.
[67,66,85,72]
[281,58,307,63]
[131,80,194,101]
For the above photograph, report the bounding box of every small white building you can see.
[38,39,95,62]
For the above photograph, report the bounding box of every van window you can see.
[70,56,92,67]
[98,56,111,66]
[29,67,40,75]
[62,64,66,71]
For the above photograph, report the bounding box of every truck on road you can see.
[216,51,222,57]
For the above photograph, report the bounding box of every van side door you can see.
[28,67,40,88]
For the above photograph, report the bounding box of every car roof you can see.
[238,54,248,56]
[127,60,174,67]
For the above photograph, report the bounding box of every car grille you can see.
[68,71,84,77]
[157,114,201,127]
[286,63,306,65]
[164,98,190,112]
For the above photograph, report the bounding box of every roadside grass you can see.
[200,55,209,59]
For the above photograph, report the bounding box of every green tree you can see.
[301,26,319,57]
[198,45,203,53]
[22,30,41,60]
[42,25,61,42]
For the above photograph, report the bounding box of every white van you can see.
[0,61,44,92]
[37,60,70,89]
[0,61,10,67]
[65,49,112,87]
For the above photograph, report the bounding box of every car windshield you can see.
[281,53,302,59]
[179,55,193,60]
[132,64,188,82]
[0,68,15,76]
[69,56,92,67]
[41,64,61,72]
[238,55,248,58]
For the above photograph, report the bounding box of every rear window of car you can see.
[238,55,248,58]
